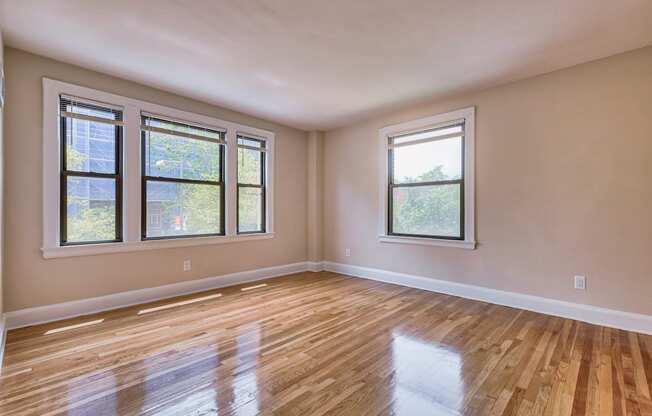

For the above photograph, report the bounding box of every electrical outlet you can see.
[574,275,586,290]
[345,248,351,257]
[183,259,192,271]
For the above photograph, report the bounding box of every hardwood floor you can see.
[1,271,651,415]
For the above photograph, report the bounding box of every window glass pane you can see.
[65,118,116,173]
[238,187,263,232]
[393,136,462,183]
[391,125,462,145]
[66,177,116,242]
[146,181,221,238]
[144,131,221,181]
[392,184,461,237]
[146,117,222,141]
[238,147,262,185]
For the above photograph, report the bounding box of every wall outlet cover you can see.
[574,275,586,290]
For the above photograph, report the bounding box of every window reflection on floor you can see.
[66,371,118,415]
[115,326,261,415]
[137,345,220,416]
[232,325,261,416]
[145,349,220,415]
[392,332,463,415]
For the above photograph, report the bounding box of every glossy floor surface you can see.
[1,272,651,415]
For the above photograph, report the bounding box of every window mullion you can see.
[226,129,238,236]
[143,175,220,186]
[391,179,463,188]
[124,104,141,244]
[63,171,118,179]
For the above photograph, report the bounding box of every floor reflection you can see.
[148,347,221,415]
[66,370,118,416]
[231,324,261,416]
[392,332,463,416]
[112,324,263,415]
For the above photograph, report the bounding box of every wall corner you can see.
[307,131,324,263]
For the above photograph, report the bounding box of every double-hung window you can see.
[237,135,266,233]
[43,79,275,258]
[59,96,123,245]
[141,115,226,239]
[380,107,476,249]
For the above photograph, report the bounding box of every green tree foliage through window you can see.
[237,139,265,233]
[66,148,118,242]
[62,103,121,244]
[389,126,464,239]
[64,112,268,241]
[392,166,460,237]
[143,121,224,238]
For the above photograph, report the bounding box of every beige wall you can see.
[307,131,324,262]
[323,46,652,316]
[3,44,651,316]
[3,47,309,311]
[0,30,4,314]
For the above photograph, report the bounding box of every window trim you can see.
[140,114,226,240]
[42,78,275,259]
[378,107,476,249]
[236,135,267,234]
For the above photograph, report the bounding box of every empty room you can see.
[0,1,651,415]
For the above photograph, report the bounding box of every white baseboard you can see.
[7,260,650,336]
[5,262,314,330]
[0,314,7,375]
[307,261,325,272]
[323,261,652,336]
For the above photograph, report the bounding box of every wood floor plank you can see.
[1,271,650,415]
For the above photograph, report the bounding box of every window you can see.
[59,96,123,245]
[237,135,266,233]
[389,122,464,239]
[141,115,226,239]
[379,107,475,249]
[43,79,275,258]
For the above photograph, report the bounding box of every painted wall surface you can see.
[307,131,324,261]
[323,47,652,315]
[3,48,309,311]
[0,30,4,314]
[4,44,652,318]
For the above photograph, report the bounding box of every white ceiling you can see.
[1,1,651,131]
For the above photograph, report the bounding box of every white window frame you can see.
[378,106,476,249]
[42,78,275,258]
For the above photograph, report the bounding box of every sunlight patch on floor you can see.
[137,293,222,315]
[241,284,268,291]
[44,319,105,335]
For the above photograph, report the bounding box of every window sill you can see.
[378,235,476,249]
[42,233,275,259]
